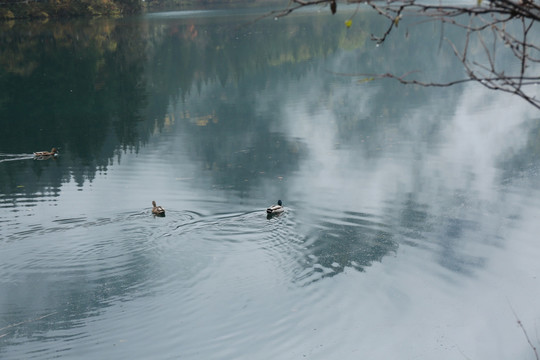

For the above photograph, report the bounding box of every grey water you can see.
[1,8,540,360]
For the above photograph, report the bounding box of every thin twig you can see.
[0,312,57,333]
[265,0,540,110]
[508,302,540,360]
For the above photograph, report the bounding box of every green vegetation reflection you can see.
[0,12,371,196]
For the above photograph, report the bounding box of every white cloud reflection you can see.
[273,66,540,358]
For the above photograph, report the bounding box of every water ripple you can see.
[290,209,397,286]
[0,202,397,358]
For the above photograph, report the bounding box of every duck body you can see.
[267,200,284,214]
[33,148,58,157]
[152,201,165,216]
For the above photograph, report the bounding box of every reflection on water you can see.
[295,209,397,285]
[1,8,540,360]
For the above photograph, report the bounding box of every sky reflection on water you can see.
[1,9,540,360]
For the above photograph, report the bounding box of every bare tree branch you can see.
[269,0,540,110]
[508,301,540,360]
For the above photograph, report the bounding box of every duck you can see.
[33,148,58,157]
[152,201,165,216]
[266,200,284,214]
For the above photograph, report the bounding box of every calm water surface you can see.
[1,8,540,360]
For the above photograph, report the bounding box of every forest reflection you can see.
[1,18,147,194]
[0,12,361,195]
[0,9,472,198]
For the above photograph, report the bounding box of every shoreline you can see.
[0,0,283,21]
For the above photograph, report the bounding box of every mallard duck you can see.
[33,148,58,157]
[267,200,284,214]
[152,201,165,216]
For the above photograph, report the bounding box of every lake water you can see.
[1,8,540,360]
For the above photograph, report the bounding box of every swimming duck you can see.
[152,201,165,216]
[267,200,284,214]
[33,148,58,157]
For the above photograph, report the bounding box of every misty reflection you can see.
[173,94,308,194]
[0,270,154,346]
[1,9,540,358]
[2,10,537,268]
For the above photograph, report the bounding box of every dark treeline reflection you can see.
[0,11,374,197]
[0,10,480,198]
[142,12,375,197]
[0,18,148,194]
[144,12,369,101]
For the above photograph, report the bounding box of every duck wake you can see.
[0,153,38,163]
